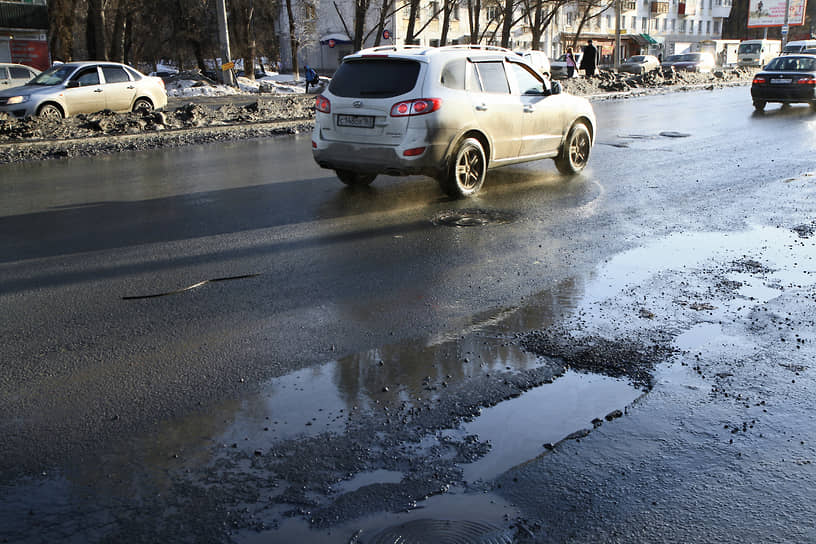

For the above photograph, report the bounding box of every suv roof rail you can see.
[354,44,515,56]
[438,44,514,53]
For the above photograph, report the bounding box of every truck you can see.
[695,39,741,66]
[737,39,781,67]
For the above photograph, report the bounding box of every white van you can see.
[737,39,781,67]
[782,40,816,54]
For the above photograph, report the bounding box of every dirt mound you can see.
[0,95,315,144]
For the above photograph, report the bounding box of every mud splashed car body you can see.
[311,45,596,198]
[0,61,167,119]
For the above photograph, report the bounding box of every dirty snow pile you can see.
[562,65,757,96]
[162,70,326,98]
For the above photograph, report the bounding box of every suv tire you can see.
[554,122,591,175]
[335,170,377,187]
[441,137,486,198]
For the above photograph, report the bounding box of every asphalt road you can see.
[1,86,815,543]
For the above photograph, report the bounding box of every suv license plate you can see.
[337,114,375,128]
[771,78,792,84]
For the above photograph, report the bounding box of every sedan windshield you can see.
[29,65,75,86]
[626,56,646,63]
[765,56,816,71]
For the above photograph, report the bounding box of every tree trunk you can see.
[87,0,108,60]
[285,0,299,78]
[404,0,419,44]
[467,0,481,44]
[500,0,514,48]
[110,3,127,63]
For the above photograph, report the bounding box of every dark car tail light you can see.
[752,76,767,84]
[796,77,816,84]
[315,94,331,113]
[390,98,441,117]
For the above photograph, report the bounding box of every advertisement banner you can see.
[747,0,807,27]
[10,39,50,71]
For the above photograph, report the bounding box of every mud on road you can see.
[0,67,755,165]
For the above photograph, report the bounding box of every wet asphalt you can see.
[1,86,815,542]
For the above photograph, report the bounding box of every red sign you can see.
[383,30,391,40]
[10,39,50,71]
[328,39,336,48]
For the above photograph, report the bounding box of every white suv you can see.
[312,45,596,198]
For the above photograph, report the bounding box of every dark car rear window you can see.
[329,59,421,98]
[765,56,816,71]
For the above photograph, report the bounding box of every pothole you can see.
[659,131,691,138]
[433,209,515,227]
[368,518,513,544]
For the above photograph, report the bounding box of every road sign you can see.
[781,24,789,34]
[383,29,391,40]
[221,61,234,70]
[328,39,336,48]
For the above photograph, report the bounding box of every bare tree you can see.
[570,0,615,50]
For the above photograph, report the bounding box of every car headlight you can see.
[6,95,29,105]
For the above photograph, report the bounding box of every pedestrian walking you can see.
[304,65,318,93]
[580,40,599,78]
[566,47,577,78]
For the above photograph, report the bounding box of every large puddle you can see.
[5,223,815,542]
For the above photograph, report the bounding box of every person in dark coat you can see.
[580,40,599,77]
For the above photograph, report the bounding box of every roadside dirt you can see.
[0,67,755,165]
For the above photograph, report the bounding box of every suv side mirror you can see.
[66,80,80,88]
[551,81,562,95]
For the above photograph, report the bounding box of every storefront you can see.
[0,1,50,70]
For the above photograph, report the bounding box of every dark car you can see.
[662,52,715,73]
[751,54,816,112]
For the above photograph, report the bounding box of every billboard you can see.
[747,0,807,27]
[10,39,50,71]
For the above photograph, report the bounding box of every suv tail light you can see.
[796,77,816,84]
[752,76,766,84]
[390,98,441,117]
[315,95,331,113]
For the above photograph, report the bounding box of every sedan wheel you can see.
[37,104,63,120]
[554,122,591,175]
[335,169,376,187]
[132,98,153,113]
[440,137,486,198]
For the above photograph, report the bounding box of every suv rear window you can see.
[329,59,420,98]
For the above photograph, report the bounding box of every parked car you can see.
[550,52,582,79]
[662,52,716,73]
[515,50,550,78]
[0,63,40,90]
[751,54,816,112]
[618,55,660,75]
[0,61,167,119]
[311,45,596,198]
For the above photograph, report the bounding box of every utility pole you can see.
[782,0,791,47]
[216,0,236,86]
[615,0,621,69]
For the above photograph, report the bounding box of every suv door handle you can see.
[94,88,104,92]
[127,85,135,89]
[475,103,488,111]
[524,105,535,113]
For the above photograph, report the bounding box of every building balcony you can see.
[621,0,637,12]
[677,1,697,16]
[651,1,670,14]
[711,5,732,17]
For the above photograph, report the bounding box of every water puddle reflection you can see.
[459,370,640,483]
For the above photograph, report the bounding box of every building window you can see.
[452,2,460,20]
[681,20,686,32]
[671,18,676,31]
[706,20,711,33]
[429,1,439,19]
[641,16,647,31]
[486,5,499,20]
[698,20,703,33]
[566,12,574,25]
[714,20,720,33]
